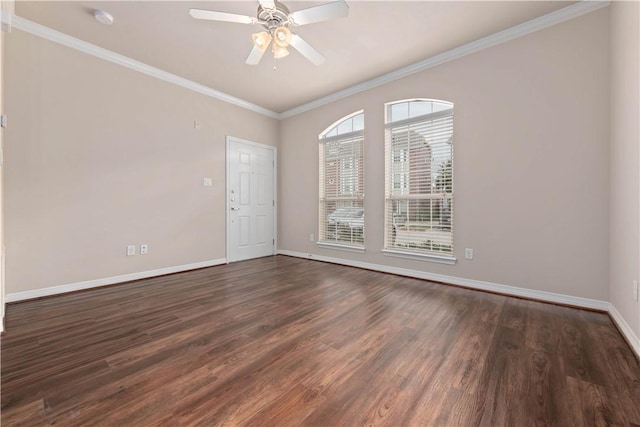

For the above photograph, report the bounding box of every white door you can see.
[227,137,276,262]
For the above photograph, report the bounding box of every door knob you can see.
[231,207,239,211]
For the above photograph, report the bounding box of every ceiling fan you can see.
[189,0,349,66]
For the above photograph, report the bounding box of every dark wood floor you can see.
[1,255,639,426]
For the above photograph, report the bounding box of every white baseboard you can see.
[5,258,227,303]
[278,250,640,358]
[608,304,640,359]
[6,251,638,359]
[277,250,610,311]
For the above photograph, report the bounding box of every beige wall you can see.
[3,5,626,315]
[609,0,640,338]
[0,9,5,323]
[4,30,279,294]
[279,9,610,300]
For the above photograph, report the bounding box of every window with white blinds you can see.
[384,100,454,261]
[318,111,365,250]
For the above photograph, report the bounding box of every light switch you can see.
[465,248,473,260]
[203,177,212,187]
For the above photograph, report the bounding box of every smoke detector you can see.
[94,10,114,25]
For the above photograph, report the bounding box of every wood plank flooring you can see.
[2,255,639,426]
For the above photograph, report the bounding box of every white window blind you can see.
[384,100,454,258]
[319,112,365,248]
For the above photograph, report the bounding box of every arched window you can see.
[383,99,454,262]
[318,111,365,250]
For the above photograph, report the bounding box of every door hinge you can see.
[272,200,275,206]
[273,239,275,245]
[0,114,7,128]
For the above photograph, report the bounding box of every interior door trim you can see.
[225,136,278,263]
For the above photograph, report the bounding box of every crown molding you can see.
[11,1,609,121]
[279,0,610,119]
[11,15,280,119]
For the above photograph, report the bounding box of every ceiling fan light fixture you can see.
[272,44,290,59]
[188,0,348,66]
[273,26,291,48]
[252,31,272,51]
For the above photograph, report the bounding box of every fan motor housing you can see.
[257,1,290,30]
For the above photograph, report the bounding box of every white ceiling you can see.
[16,1,575,113]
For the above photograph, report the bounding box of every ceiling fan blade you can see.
[289,34,325,65]
[289,1,348,26]
[258,0,276,10]
[189,9,256,24]
[246,44,268,65]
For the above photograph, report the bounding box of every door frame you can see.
[225,136,278,263]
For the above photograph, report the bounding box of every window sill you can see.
[382,249,457,265]
[317,242,366,254]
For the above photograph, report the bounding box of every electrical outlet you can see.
[633,280,639,302]
[309,234,314,242]
[465,248,473,260]
[140,244,148,255]
[126,245,136,256]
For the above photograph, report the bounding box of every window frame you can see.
[382,99,456,264]
[317,111,366,253]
